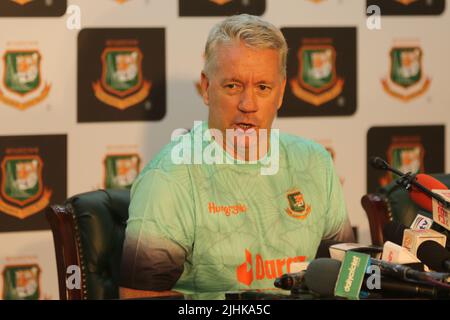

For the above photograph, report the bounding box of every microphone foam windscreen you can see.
[416,240,450,272]
[409,174,448,212]
[304,258,341,297]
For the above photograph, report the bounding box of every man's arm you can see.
[120,168,195,297]
[326,217,355,243]
[119,287,182,299]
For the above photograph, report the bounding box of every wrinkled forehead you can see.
[210,41,283,78]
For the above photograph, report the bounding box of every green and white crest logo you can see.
[1,156,42,207]
[4,51,40,96]
[285,189,311,220]
[382,45,431,102]
[391,145,423,175]
[104,154,140,189]
[0,154,52,219]
[2,264,41,300]
[0,49,51,110]
[103,48,141,97]
[92,44,152,110]
[390,47,421,88]
[288,191,305,212]
[378,140,424,187]
[301,47,335,93]
[290,44,344,106]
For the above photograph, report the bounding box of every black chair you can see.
[361,174,450,246]
[45,189,130,300]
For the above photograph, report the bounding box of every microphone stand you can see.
[381,161,450,209]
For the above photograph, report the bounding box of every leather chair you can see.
[361,174,450,246]
[46,189,130,300]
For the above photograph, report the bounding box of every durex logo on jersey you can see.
[366,0,445,15]
[0,135,66,232]
[0,0,67,17]
[279,27,357,117]
[179,0,265,16]
[78,28,166,123]
[366,126,445,193]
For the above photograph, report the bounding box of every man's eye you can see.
[225,84,238,89]
[258,85,271,91]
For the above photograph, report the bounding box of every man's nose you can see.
[238,88,258,113]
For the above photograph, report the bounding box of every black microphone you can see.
[369,157,450,208]
[274,271,306,290]
[304,258,449,299]
[417,241,450,273]
[311,237,450,284]
[369,156,390,171]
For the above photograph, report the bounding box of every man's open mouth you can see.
[234,123,257,132]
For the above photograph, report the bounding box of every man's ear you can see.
[200,72,210,105]
[277,77,287,110]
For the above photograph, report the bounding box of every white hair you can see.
[203,14,288,78]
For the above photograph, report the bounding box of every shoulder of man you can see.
[133,133,193,191]
[279,132,331,163]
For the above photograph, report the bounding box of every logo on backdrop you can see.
[378,136,425,187]
[104,153,140,189]
[0,153,51,219]
[0,135,66,232]
[0,49,51,110]
[2,264,41,300]
[92,43,152,110]
[366,0,445,15]
[0,0,67,17]
[289,42,344,106]
[382,46,431,102]
[366,126,445,193]
[179,0,266,16]
[78,28,166,122]
[280,27,357,117]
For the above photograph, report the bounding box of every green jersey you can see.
[120,122,350,296]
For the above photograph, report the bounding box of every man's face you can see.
[200,40,286,154]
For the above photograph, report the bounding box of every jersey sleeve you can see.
[120,167,195,291]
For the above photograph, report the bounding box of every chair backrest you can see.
[46,189,130,300]
[361,173,450,246]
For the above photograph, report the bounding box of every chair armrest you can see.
[361,193,392,246]
[45,204,86,300]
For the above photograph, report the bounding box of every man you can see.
[120,14,354,299]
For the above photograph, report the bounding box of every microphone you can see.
[382,241,422,266]
[369,156,390,171]
[369,157,450,210]
[303,258,449,299]
[409,174,449,212]
[417,241,450,273]
[383,220,450,250]
[274,271,306,290]
[311,238,450,284]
